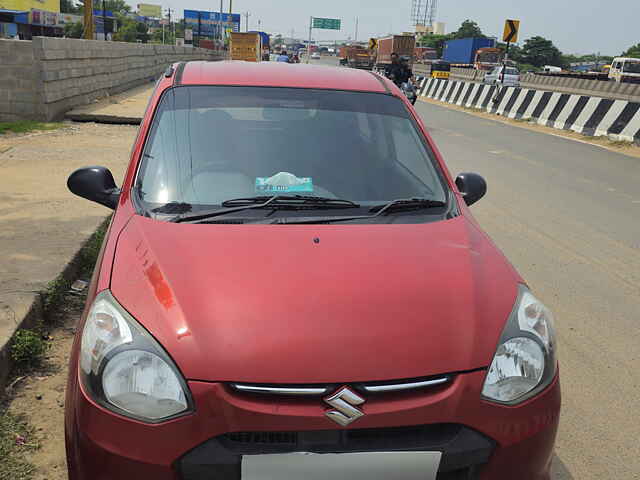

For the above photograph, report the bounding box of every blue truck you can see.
[443,38,499,69]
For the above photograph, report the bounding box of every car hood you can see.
[110,215,521,383]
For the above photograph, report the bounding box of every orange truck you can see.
[375,35,416,68]
[339,46,350,65]
[230,32,261,62]
[347,46,374,69]
[474,47,503,71]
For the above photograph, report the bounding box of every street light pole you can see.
[307,17,312,64]
[355,16,358,42]
[244,11,250,32]
[102,0,106,41]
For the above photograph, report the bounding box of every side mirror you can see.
[455,172,487,207]
[67,166,120,210]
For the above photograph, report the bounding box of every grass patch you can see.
[41,216,110,317]
[42,274,71,317]
[10,330,47,370]
[0,410,38,480]
[0,121,62,135]
[78,217,110,278]
[607,139,635,148]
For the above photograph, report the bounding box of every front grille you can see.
[225,431,297,446]
[222,424,461,454]
[178,424,494,480]
[230,374,453,397]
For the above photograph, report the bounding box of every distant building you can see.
[0,0,60,13]
[415,22,445,35]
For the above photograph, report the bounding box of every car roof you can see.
[178,61,389,93]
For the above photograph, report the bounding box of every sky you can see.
[136,0,639,55]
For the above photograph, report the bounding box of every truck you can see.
[375,35,416,68]
[442,38,500,70]
[248,31,270,59]
[347,46,374,69]
[230,32,261,62]
[339,46,349,65]
[414,47,438,63]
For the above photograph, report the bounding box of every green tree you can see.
[113,14,147,42]
[152,27,175,45]
[418,33,453,58]
[64,21,84,38]
[623,43,640,58]
[61,0,80,13]
[520,36,565,68]
[76,0,131,14]
[453,19,484,39]
[496,42,524,63]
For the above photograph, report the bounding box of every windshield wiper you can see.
[368,198,446,214]
[172,195,360,223]
[250,198,447,225]
[222,195,359,209]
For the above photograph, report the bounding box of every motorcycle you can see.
[385,70,418,105]
[401,80,418,105]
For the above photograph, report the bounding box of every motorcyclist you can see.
[385,53,404,86]
[399,56,414,84]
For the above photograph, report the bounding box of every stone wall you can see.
[1,37,226,122]
[0,40,41,121]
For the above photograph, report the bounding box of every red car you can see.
[65,61,560,479]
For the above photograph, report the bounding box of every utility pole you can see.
[84,0,94,39]
[307,17,312,63]
[355,16,358,42]
[243,11,250,32]
[101,0,106,41]
[219,0,223,45]
[167,8,173,45]
[229,0,233,33]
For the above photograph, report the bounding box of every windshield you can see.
[505,67,520,75]
[623,61,640,74]
[478,52,500,64]
[137,86,447,219]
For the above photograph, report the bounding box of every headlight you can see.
[79,290,192,422]
[482,286,557,404]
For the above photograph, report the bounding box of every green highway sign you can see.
[312,17,341,30]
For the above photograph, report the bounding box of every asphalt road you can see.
[312,54,640,478]
[414,101,640,479]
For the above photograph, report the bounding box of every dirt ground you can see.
[0,123,136,381]
[5,290,84,480]
[1,122,137,480]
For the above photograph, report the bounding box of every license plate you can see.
[242,451,442,480]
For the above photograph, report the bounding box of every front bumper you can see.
[65,370,560,480]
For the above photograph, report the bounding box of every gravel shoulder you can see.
[0,123,136,392]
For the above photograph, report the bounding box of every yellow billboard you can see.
[137,3,162,18]
[0,0,60,13]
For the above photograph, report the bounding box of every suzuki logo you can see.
[323,387,365,426]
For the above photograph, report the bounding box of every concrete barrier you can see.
[520,73,640,103]
[1,37,226,122]
[414,65,486,83]
[418,77,640,144]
